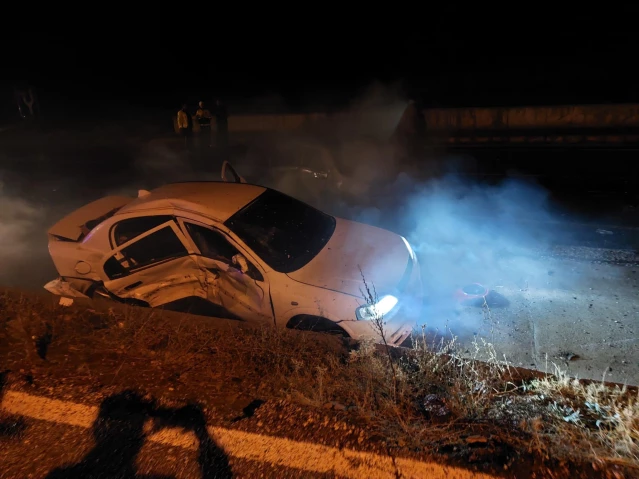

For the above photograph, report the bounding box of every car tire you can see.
[286,315,349,337]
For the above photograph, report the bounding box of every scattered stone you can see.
[420,394,451,420]
[556,351,580,361]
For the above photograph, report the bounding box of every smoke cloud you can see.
[0,83,619,342]
[227,83,617,338]
[0,173,52,287]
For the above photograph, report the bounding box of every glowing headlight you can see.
[356,294,399,321]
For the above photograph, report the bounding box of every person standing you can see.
[177,103,191,148]
[195,101,213,147]
[195,101,212,125]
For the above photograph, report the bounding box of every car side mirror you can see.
[221,161,246,184]
[232,254,250,274]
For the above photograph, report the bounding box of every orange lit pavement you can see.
[1,389,496,478]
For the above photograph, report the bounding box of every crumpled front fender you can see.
[113,274,206,308]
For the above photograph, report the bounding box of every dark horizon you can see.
[5,11,639,117]
[5,59,639,109]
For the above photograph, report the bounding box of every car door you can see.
[178,218,274,324]
[100,217,206,306]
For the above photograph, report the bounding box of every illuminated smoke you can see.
[229,83,617,337]
[0,83,618,341]
[0,178,48,286]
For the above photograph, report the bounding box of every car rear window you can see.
[112,215,174,247]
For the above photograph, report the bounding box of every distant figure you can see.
[195,101,212,126]
[194,101,213,147]
[177,103,191,147]
[214,99,229,149]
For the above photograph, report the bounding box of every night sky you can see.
[4,11,639,113]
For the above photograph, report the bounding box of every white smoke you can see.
[0,177,51,287]
[0,83,621,341]
[225,83,621,337]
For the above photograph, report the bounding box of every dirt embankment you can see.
[0,288,637,478]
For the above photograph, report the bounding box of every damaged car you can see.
[44,170,423,346]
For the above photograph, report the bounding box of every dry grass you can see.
[526,362,638,466]
[0,289,637,473]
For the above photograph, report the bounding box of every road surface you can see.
[435,254,639,386]
[0,388,499,479]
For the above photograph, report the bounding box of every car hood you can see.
[286,217,410,298]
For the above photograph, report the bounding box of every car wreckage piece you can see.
[44,163,423,346]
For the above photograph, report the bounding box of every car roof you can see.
[116,181,266,222]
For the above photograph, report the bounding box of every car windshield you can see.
[224,189,336,273]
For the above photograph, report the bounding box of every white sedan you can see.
[44,170,423,346]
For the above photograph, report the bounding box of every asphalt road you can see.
[0,388,497,479]
[430,254,639,386]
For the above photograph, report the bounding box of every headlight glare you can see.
[356,294,399,320]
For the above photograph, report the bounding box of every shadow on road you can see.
[0,370,27,438]
[45,389,232,479]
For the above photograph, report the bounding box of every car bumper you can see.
[340,316,414,347]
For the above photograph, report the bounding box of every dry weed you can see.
[527,361,639,464]
[1,289,637,471]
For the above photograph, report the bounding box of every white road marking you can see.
[1,390,495,478]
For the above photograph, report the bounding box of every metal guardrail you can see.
[427,126,639,147]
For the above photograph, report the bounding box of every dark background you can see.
[2,11,639,216]
[4,10,639,117]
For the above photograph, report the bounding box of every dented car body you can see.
[44,178,422,346]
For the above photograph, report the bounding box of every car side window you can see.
[104,225,188,279]
[112,215,174,247]
[184,222,264,281]
[185,222,239,263]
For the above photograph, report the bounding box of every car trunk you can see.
[48,196,133,242]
